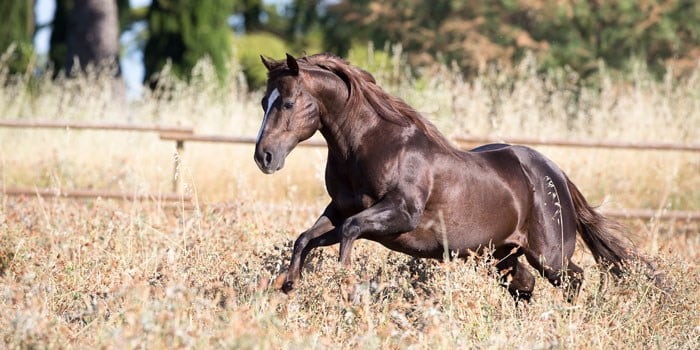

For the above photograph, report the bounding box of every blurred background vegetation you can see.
[1,0,700,92]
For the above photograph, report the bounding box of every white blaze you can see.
[257,88,280,143]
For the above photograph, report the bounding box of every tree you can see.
[236,0,263,32]
[49,0,71,75]
[0,0,35,74]
[67,0,121,75]
[318,0,513,72]
[143,0,234,86]
[287,0,322,44]
[50,0,122,76]
[530,0,700,77]
[316,0,700,78]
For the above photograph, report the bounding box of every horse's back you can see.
[468,143,512,153]
[469,143,568,181]
[476,144,574,204]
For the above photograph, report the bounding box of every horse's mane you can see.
[270,53,457,154]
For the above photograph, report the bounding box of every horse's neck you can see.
[319,106,399,162]
[318,111,368,158]
[312,83,370,157]
[311,71,403,158]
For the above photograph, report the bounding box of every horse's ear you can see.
[261,55,276,71]
[286,53,299,75]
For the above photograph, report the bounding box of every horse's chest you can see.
[326,165,388,215]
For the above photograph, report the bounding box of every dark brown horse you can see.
[254,53,654,301]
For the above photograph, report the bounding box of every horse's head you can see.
[254,54,322,174]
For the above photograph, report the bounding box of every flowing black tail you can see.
[565,177,659,281]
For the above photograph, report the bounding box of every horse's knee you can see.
[293,234,310,252]
[340,218,361,240]
[339,219,361,265]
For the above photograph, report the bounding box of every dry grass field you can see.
[1,54,699,348]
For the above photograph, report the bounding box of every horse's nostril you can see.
[264,151,273,167]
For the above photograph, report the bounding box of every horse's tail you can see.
[565,176,662,283]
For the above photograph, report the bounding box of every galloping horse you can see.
[254,53,653,301]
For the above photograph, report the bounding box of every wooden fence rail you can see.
[2,120,699,221]
[159,133,326,192]
[1,119,192,203]
[159,132,327,147]
[601,208,700,221]
[160,132,700,152]
[0,119,194,134]
[3,187,191,202]
[454,135,700,153]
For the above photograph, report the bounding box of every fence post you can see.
[172,139,185,194]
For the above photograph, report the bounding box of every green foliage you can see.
[31,0,700,91]
[234,0,263,32]
[144,0,234,86]
[0,0,35,74]
[524,0,700,77]
[314,0,700,79]
[232,32,294,89]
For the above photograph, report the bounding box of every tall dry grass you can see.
[1,49,699,348]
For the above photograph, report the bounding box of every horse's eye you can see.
[283,101,294,110]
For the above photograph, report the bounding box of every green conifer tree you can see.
[143,0,234,86]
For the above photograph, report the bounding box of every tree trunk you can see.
[66,0,121,76]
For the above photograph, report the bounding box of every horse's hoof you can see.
[514,290,532,303]
[281,281,294,293]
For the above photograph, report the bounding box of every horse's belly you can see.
[363,208,519,259]
[420,203,522,253]
[370,228,445,259]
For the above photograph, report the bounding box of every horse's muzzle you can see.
[254,146,286,174]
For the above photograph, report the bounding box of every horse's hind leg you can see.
[494,246,535,302]
[522,215,583,302]
[524,248,583,302]
[523,169,583,302]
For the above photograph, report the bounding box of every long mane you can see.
[269,53,458,154]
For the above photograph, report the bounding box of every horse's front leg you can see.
[283,206,341,292]
[339,191,424,266]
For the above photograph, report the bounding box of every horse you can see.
[253,53,657,302]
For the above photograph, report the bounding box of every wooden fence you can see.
[4,187,188,202]
[2,119,699,221]
[1,119,193,203]
[158,132,700,152]
[0,119,194,134]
